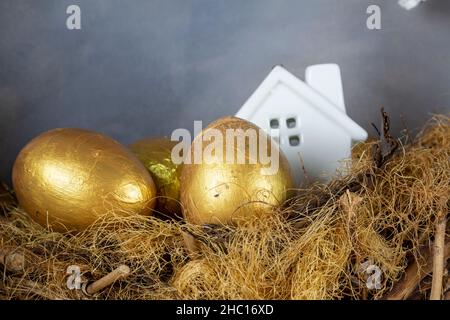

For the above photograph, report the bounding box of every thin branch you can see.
[385,237,450,300]
[339,191,368,299]
[430,214,447,300]
[83,264,130,295]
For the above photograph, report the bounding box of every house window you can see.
[286,117,297,128]
[289,135,301,146]
[269,118,279,129]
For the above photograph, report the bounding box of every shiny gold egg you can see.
[12,128,157,232]
[180,116,294,225]
[130,137,182,216]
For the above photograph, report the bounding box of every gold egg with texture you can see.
[12,128,157,232]
[180,116,294,225]
[130,137,182,216]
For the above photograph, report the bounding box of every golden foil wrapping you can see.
[181,116,294,225]
[12,128,157,232]
[130,137,182,216]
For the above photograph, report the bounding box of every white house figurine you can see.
[236,64,368,186]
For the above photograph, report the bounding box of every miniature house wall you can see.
[236,64,368,186]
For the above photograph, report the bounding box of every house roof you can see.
[236,65,368,141]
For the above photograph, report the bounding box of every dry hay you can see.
[0,115,449,300]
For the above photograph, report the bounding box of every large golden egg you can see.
[12,128,157,232]
[180,116,294,225]
[130,137,182,217]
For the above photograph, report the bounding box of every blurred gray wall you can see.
[1,0,450,182]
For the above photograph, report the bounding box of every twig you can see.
[385,237,450,300]
[339,191,368,299]
[83,264,130,295]
[371,107,399,169]
[430,214,447,300]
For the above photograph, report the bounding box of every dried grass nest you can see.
[0,115,449,300]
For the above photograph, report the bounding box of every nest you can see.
[0,115,449,300]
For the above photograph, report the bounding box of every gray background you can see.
[1,0,449,183]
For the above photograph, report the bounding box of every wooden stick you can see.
[0,247,25,273]
[84,265,130,295]
[340,191,368,299]
[430,215,447,300]
[385,238,450,300]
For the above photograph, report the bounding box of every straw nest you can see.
[0,115,449,300]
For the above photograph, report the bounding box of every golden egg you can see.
[130,137,182,216]
[12,128,157,232]
[180,116,294,225]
